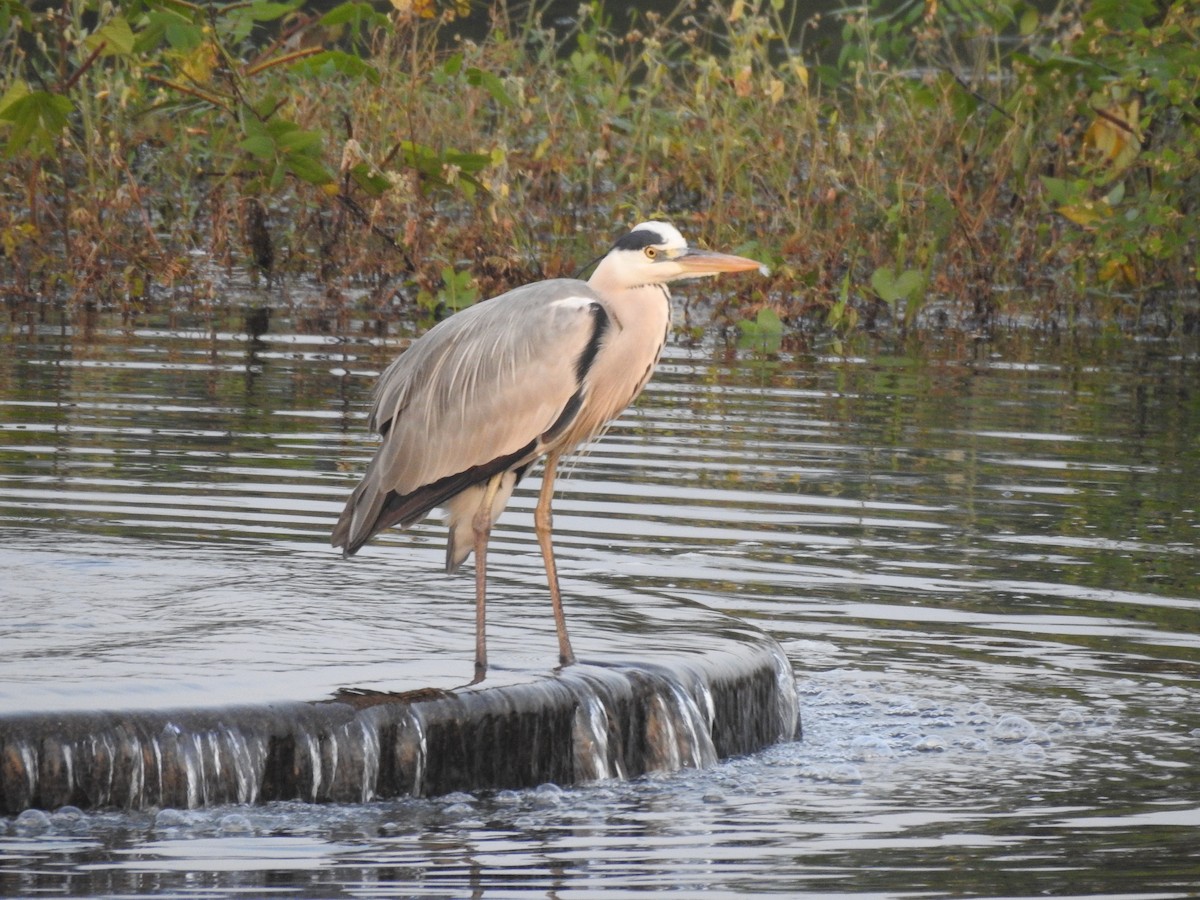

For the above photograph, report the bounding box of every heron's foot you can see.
[470,660,487,685]
[559,650,577,667]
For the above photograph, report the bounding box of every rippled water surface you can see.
[2,317,1198,898]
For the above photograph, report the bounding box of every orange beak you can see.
[672,247,764,276]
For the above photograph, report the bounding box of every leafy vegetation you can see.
[0,0,1196,339]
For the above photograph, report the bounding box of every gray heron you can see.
[332,221,762,679]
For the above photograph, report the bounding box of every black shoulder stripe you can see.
[575,302,611,384]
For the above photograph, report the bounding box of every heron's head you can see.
[589,221,762,291]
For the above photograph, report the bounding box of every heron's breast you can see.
[550,294,669,451]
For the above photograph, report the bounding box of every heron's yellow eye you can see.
[644,247,658,259]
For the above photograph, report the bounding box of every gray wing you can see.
[332,278,608,555]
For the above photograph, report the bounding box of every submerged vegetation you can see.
[1,0,1197,339]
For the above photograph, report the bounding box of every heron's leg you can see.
[535,453,576,667]
[472,474,504,682]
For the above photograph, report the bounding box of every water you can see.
[1,317,1198,897]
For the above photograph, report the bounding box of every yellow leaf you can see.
[390,0,434,19]
[1099,258,1137,284]
[1083,98,1140,172]
[767,78,785,106]
[791,60,809,90]
[1057,201,1111,228]
[180,43,217,85]
[734,66,753,99]
[730,0,745,23]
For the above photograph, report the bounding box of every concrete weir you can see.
[0,640,798,815]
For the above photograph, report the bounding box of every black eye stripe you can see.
[612,229,664,252]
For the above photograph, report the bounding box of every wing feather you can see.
[333,279,605,554]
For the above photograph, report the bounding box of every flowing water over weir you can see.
[0,631,795,814]
[1,316,1199,897]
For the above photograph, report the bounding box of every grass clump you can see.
[1,0,1197,339]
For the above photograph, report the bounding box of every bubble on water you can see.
[218,813,253,834]
[993,714,1037,742]
[966,702,994,725]
[956,737,989,752]
[799,763,862,784]
[154,808,192,828]
[1028,729,1054,746]
[1018,743,1048,763]
[1057,707,1087,727]
[441,803,475,819]
[827,764,863,784]
[900,696,943,717]
[796,680,824,697]
[440,791,475,806]
[887,695,917,716]
[50,806,86,829]
[913,735,947,752]
[15,809,52,833]
[530,783,564,808]
[848,735,895,761]
[1190,728,1200,739]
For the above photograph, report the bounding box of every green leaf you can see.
[737,307,784,353]
[285,153,334,185]
[465,66,514,108]
[394,140,490,197]
[1018,7,1039,35]
[438,265,478,311]
[1038,175,1083,206]
[0,1,33,31]
[319,1,388,29]
[244,0,301,23]
[1083,0,1156,30]
[0,87,74,157]
[163,18,203,51]
[86,16,136,57]
[754,306,783,335]
[870,267,923,305]
[349,162,392,196]
[444,148,492,175]
[275,126,323,154]
[239,134,275,159]
[0,79,30,119]
[290,50,380,85]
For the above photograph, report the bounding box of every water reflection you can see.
[1,321,1199,896]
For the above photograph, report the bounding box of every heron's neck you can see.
[589,281,671,330]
